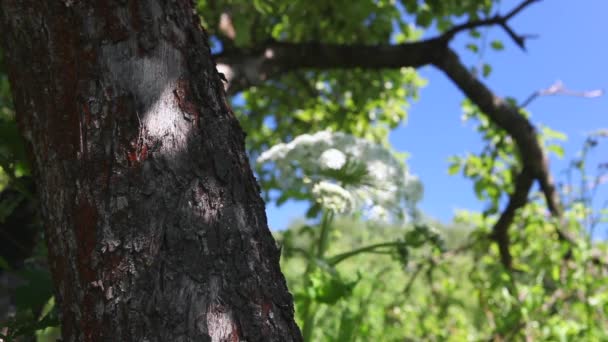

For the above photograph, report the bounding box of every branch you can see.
[214,1,540,94]
[214,39,443,95]
[434,47,552,195]
[213,0,575,266]
[326,241,409,266]
[440,0,541,50]
[490,168,534,269]
[432,47,575,267]
[520,80,604,108]
[505,0,542,21]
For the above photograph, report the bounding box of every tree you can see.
[1,0,606,340]
[208,0,575,269]
[0,1,301,341]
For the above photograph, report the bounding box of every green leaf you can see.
[306,202,322,218]
[403,0,418,13]
[466,43,479,53]
[469,29,481,38]
[308,266,361,305]
[474,180,486,199]
[415,9,433,28]
[230,15,252,47]
[0,256,9,270]
[482,63,492,78]
[448,162,461,175]
[252,0,273,14]
[542,126,568,141]
[490,40,504,51]
[547,145,565,158]
[14,268,54,313]
[276,193,289,206]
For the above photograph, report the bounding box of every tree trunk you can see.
[0,1,301,341]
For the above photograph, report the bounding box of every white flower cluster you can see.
[257,131,423,221]
[312,181,354,214]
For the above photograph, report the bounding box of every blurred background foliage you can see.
[1,0,607,341]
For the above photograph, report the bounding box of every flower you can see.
[319,148,346,170]
[312,181,354,214]
[257,131,423,221]
[369,205,389,221]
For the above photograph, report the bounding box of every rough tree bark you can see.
[0,1,301,341]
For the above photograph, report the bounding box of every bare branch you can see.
[506,0,542,21]
[214,39,444,94]
[520,80,604,108]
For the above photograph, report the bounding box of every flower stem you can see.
[301,211,334,342]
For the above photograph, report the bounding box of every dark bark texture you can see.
[0,1,301,341]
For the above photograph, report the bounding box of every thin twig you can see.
[440,0,541,50]
[520,80,604,108]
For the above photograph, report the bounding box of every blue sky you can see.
[264,0,608,231]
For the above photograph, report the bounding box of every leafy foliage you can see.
[275,134,608,340]
[201,0,432,156]
[1,0,606,341]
